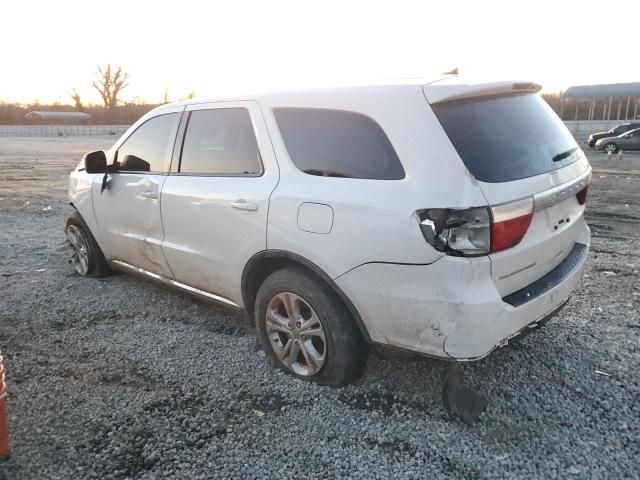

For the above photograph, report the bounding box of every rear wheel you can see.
[65,211,109,277]
[603,142,619,154]
[255,267,367,386]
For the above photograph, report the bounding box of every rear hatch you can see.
[425,82,591,297]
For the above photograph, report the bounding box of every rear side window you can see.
[180,108,262,175]
[274,108,404,180]
[116,113,180,173]
[432,94,579,183]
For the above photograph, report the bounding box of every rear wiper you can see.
[552,146,579,162]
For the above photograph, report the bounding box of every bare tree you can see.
[177,91,195,101]
[92,65,129,110]
[71,89,84,111]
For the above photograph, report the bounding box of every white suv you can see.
[66,78,591,386]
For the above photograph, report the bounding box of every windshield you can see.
[432,93,579,183]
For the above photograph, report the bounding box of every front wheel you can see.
[603,142,619,154]
[255,267,367,386]
[65,211,109,277]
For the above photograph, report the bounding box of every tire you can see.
[255,267,367,386]
[603,142,619,154]
[65,211,109,277]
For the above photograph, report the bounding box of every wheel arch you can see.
[241,250,372,343]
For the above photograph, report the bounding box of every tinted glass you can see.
[432,94,579,183]
[117,113,179,173]
[180,108,262,175]
[613,125,628,135]
[274,108,404,180]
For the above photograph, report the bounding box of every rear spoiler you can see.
[423,80,542,104]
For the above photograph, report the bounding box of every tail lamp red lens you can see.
[418,197,534,256]
[576,185,588,205]
[489,198,534,253]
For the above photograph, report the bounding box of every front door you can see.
[160,101,279,305]
[92,110,182,277]
[626,129,640,150]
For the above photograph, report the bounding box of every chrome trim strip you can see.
[109,260,241,309]
[533,168,591,212]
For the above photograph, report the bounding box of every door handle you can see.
[139,191,158,200]
[230,199,259,211]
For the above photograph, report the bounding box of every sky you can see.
[1,0,638,105]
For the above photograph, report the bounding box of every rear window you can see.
[432,93,579,183]
[273,108,404,180]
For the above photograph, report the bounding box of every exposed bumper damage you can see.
[335,237,590,360]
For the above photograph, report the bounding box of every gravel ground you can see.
[0,136,638,479]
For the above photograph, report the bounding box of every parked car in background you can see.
[595,127,640,153]
[65,79,591,386]
[587,122,640,147]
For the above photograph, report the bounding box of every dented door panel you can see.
[159,101,279,306]
[91,173,173,278]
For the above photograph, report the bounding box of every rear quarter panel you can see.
[260,85,489,279]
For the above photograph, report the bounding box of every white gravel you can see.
[0,137,638,479]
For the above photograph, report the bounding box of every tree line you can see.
[0,65,194,125]
[0,67,634,125]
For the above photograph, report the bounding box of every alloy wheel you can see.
[265,292,327,377]
[66,225,89,275]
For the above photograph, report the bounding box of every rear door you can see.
[160,101,279,305]
[92,111,182,277]
[430,92,591,297]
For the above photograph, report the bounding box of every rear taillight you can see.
[576,185,588,205]
[418,197,533,256]
[419,207,491,256]
[490,198,533,253]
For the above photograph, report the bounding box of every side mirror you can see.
[84,150,107,174]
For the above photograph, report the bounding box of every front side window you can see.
[179,108,262,175]
[116,113,180,173]
[273,108,405,180]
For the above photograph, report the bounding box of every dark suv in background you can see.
[588,122,640,147]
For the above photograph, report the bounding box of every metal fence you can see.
[0,121,614,142]
[0,124,130,137]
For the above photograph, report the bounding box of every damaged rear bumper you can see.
[335,238,589,360]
